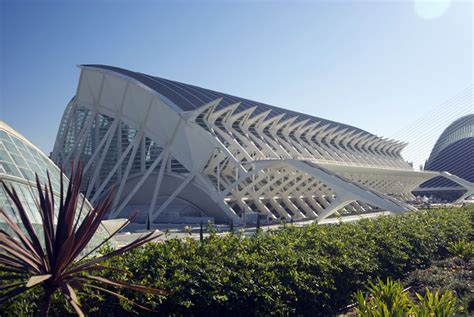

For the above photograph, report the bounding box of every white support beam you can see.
[109,151,165,218]
[150,172,197,222]
[83,117,120,174]
[90,130,144,203]
[85,118,120,197]
[147,149,170,220]
[111,130,143,208]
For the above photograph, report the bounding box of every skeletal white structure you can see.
[51,65,472,225]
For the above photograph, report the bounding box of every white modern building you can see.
[50,65,473,226]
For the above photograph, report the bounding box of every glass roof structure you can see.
[0,120,65,223]
[0,120,112,252]
[82,64,373,136]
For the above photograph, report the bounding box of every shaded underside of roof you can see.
[81,64,375,137]
[419,175,464,189]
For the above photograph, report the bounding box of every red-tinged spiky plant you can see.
[0,164,165,316]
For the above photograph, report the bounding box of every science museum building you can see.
[47,65,472,226]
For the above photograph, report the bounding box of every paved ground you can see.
[110,202,472,247]
[110,211,393,247]
[108,202,472,247]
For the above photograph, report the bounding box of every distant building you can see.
[416,115,474,201]
[50,65,471,226]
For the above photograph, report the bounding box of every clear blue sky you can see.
[1,0,472,164]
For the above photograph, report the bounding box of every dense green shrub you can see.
[2,206,472,316]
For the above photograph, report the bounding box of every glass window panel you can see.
[19,148,35,162]
[10,153,28,168]
[2,140,19,155]
[19,167,35,180]
[0,162,21,177]
[0,148,12,163]
[10,136,28,149]
[0,130,9,141]
[0,186,20,222]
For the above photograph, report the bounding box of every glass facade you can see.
[54,103,187,201]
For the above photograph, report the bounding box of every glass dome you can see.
[0,121,67,224]
[0,120,110,251]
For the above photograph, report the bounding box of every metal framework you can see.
[51,65,472,225]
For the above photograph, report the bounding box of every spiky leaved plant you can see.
[0,165,164,316]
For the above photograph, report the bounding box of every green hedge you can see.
[2,206,473,316]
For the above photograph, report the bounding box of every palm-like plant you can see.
[354,278,411,317]
[0,165,164,316]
